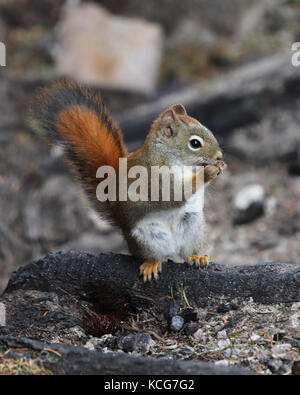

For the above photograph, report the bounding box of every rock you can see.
[170,316,184,332]
[233,184,265,225]
[233,201,264,225]
[119,333,154,354]
[180,308,198,323]
[183,322,199,336]
[193,329,205,342]
[250,334,261,342]
[167,300,180,318]
[176,346,195,357]
[64,326,87,340]
[84,338,98,351]
[214,323,225,333]
[134,333,154,354]
[258,350,272,363]
[85,335,117,351]
[271,344,293,360]
[234,184,265,211]
[218,339,231,349]
[119,334,135,353]
[56,3,163,94]
[267,358,283,373]
[217,330,228,340]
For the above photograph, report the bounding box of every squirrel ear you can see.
[160,108,177,126]
[172,104,187,116]
[159,109,178,137]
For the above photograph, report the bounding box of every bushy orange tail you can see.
[33,80,127,215]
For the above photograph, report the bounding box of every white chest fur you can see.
[131,187,205,262]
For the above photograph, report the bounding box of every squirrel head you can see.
[145,104,224,167]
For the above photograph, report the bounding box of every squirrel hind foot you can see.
[187,254,209,269]
[139,261,162,282]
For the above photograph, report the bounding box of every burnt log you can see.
[3,251,300,313]
[0,335,254,375]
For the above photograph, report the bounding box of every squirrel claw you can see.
[187,254,209,269]
[139,261,162,282]
[216,160,227,175]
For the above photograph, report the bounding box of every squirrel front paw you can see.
[204,160,227,183]
[216,160,227,173]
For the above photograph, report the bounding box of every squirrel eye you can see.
[189,135,204,151]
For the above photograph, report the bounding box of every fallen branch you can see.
[0,335,253,375]
[117,53,300,142]
[3,251,299,314]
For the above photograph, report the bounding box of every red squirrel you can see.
[33,80,226,282]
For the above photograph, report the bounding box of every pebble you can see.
[176,346,195,356]
[234,184,265,211]
[168,301,180,318]
[217,330,228,340]
[291,302,300,311]
[84,334,116,351]
[193,329,204,341]
[233,184,265,225]
[170,315,184,332]
[257,350,272,363]
[217,338,231,349]
[184,322,199,336]
[250,334,261,342]
[119,333,154,354]
[267,358,283,373]
[65,326,87,339]
[181,308,198,323]
[271,344,293,360]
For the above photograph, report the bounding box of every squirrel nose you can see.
[214,150,223,161]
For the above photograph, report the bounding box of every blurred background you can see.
[0,0,300,292]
